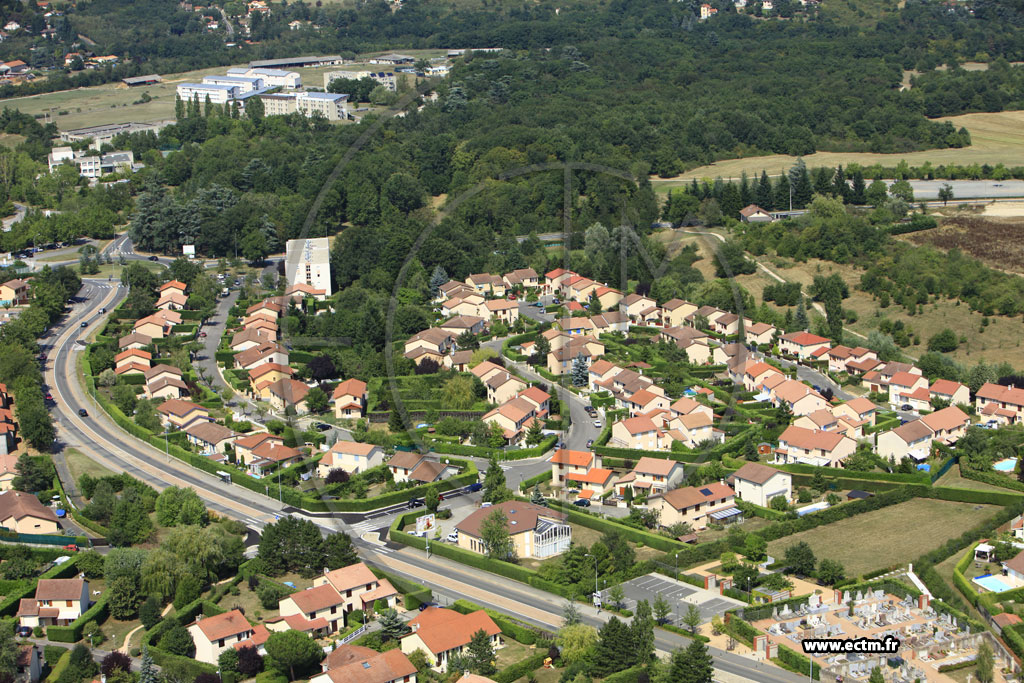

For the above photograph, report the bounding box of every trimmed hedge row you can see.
[1003,623,1024,660]
[657,622,711,642]
[773,463,929,484]
[494,652,548,683]
[215,350,237,364]
[519,470,550,493]
[47,595,110,642]
[600,666,648,683]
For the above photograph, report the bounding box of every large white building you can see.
[259,92,349,121]
[324,70,396,91]
[201,74,264,94]
[176,82,238,104]
[226,67,301,89]
[285,237,331,297]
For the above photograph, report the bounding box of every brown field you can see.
[652,110,1024,187]
[907,216,1024,274]
[765,498,998,577]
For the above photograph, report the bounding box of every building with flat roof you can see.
[202,74,264,94]
[176,82,238,104]
[59,121,170,150]
[226,67,301,88]
[259,92,349,121]
[122,74,162,86]
[324,70,396,91]
[248,55,344,69]
[285,237,331,297]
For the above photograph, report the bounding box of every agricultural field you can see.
[765,498,998,577]
[906,216,1024,274]
[652,110,1024,186]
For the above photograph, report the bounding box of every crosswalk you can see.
[350,518,390,535]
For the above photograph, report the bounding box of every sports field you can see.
[654,110,1024,187]
[765,498,997,577]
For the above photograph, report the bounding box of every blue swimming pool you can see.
[994,458,1018,472]
[974,574,1015,593]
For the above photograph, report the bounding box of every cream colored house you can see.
[610,416,665,451]
[728,462,792,507]
[0,492,58,534]
[929,379,970,407]
[0,454,18,491]
[332,378,368,419]
[312,562,399,615]
[550,449,599,486]
[650,483,738,531]
[661,299,697,328]
[277,583,346,634]
[188,609,256,664]
[456,501,570,560]
[775,425,856,467]
[833,397,877,427]
[876,420,934,463]
[615,457,686,497]
[401,608,502,673]
[17,579,90,628]
[778,331,831,359]
[319,441,384,477]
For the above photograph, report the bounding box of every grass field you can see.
[906,216,1024,274]
[765,498,998,577]
[654,110,1024,186]
[935,465,1021,493]
[64,448,118,482]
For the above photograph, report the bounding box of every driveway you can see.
[193,287,239,393]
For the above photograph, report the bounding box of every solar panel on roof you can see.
[699,487,713,495]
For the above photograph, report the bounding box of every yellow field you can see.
[655,110,1024,188]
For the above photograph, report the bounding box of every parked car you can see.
[586,439,594,448]
[16,627,31,638]
[467,482,483,492]
[533,302,544,308]
[37,353,46,361]
[316,423,332,432]
[508,294,516,300]
[573,499,591,507]
[62,544,78,552]
[446,531,458,543]
[78,408,88,417]
[901,404,912,411]
[592,420,602,428]
[148,255,159,261]
[417,601,439,611]
[407,498,423,509]
[199,332,207,338]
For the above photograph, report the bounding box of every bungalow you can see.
[156,399,209,430]
[440,315,486,337]
[188,609,257,664]
[711,312,749,337]
[659,327,712,365]
[615,457,686,497]
[146,376,188,400]
[929,379,970,407]
[592,286,623,311]
[456,501,570,560]
[876,420,934,463]
[503,267,539,290]
[775,425,856,467]
[728,462,792,507]
[661,299,697,328]
[311,648,416,683]
[465,273,505,296]
[234,342,288,372]
[404,328,455,361]
[771,379,828,416]
[833,397,877,427]
[610,416,665,451]
[0,491,58,533]
[777,331,831,360]
[565,467,616,500]
[441,294,486,319]
[386,452,428,483]
[485,372,528,405]
[745,322,777,346]
[318,441,384,477]
[265,378,310,413]
[247,441,303,477]
[739,204,772,223]
[313,562,398,615]
[234,432,283,467]
[17,579,90,629]
[550,449,599,486]
[184,421,237,457]
[332,378,369,419]
[114,348,151,376]
[919,405,970,445]
[470,361,505,384]
[975,383,1024,425]
[888,371,930,409]
[620,293,656,321]
[276,583,346,635]
[230,327,274,351]
[118,332,153,351]
[650,482,738,531]
[686,305,727,330]
[436,280,475,303]
[669,396,714,421]
[445,350,474,372]
[401,608,502,673]
[0,279,29,306]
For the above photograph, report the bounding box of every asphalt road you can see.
[900,178,1024,200]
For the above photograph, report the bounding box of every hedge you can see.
[450,599,551,645]
[601,666,649,683]
[369,567,432,610]
[215,350,237,364]
[48,650,71,683]
[546,501,686,553]
[772,463,930,484]
[47,595,110,642]
[1004,623,1024,659]
[657,622,711,642]
[519,470,550,493]
[494,653,548,683]
[938,659,978,673]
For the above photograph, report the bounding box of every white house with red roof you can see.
[771,379,829,416]
[833,397,877,427]
[188,609,257,664]
[312,562,399,615]
[775,425,856,467]
[333,378,368,419]
[550,449,600,486]
[888,371,930,409]
[319,441,384,477]
[929,379,970,407]
[615,457,686,497]
[401,607,502,673]
[543,268,576,295]
[778,331,831,360]
[610,416,666,451]
[975,383,1024,425]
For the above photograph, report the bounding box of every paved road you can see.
[900,179,1024,200]
[194,287,239,393]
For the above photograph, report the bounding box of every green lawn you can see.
[218,582,277,622]
[64,448,118,482]
[936,464,1020,493]
[766,498,999,577]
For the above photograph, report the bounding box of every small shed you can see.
[123,74,162,87]
[847,489,874,500]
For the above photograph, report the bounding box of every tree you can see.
[218,648,240,682]
[818,558,846,585]
[388,409,405,434]
[108,574,140,619]
[632,598,656,665]
[479,508,516,562]
[976,640,994,683]
[928,328,959,353]
[607,584,626,610]
[441,375,475,410]
[159,622,195,657]
[868,667,884,683]
[139,594,162,629]
[258,516,325,576]
[769,495,790,512]
[304,386,328,414]
[13,454,54,493]
[556,623,598,664]
[428,266,448,298]
[744,534,767,563]
[653,593,671,624]
[264,630,322,680]
[108,494,154,546]
[525,418,544,446]
[866,179,888,206]
[174,573,202,607]
[666,639,714,683]
[794,300,808,330]
[682,603,702,634]
[322,532,358,570]
[562,600,581,626]
[424,485,440,513]
[571,353,589,387]
[101,652,132,677]
[482,457,511,503]
[784,541,816,575]
[937,183,954,206]
[467,628,497,675]
[63,644,99,683]
[593,617,635,676]
[236,645,263,677]
[532,336,551,365]
[531,484,546,507]
[378,608,408,641]
[889,179,914,202]
[139,648,157,683]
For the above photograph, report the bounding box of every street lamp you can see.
[674,552,680,581]
[585,553,599,609]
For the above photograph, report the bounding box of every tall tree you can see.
[482,458,511,503]
[593,617,635,676]
[631,598,656,666]
[466,628,497,675]
[479,508,516,562]
[264,630,322,681]
[757,170,774,210]
[850,170,866,204]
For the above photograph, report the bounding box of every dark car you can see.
[573,498,591,507]
[467,482,483,492]
[148,255,159,261]
[901,404,912,411]
[78,408,88,417]
[80,321,88,328]
[417,601,439,612]
[586,439,594,448]
[38,353,47,361]
[407,498,423,509]
[316,423,332,432]
[16,627,30,638]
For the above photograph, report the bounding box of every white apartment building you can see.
[176,82,238,104]
[259,92,349,121]
[226,67,301,88]
[202,74,264,94]
[324,70,397,91]
[285,237,332,297]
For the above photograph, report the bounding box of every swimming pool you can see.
[994,458,1018,472]
[973,574,1016,593]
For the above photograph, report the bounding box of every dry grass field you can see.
[652,110,1024,188]
[906,216,1024,274]
[765,499,998,577]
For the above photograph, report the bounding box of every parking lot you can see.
[600,573,745,625]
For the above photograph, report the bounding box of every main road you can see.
[41,282,797,682]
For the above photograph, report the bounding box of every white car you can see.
[446,531,458,543]
[593,420,602,428]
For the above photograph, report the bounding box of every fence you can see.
[338,623,367,646]
[0,529,87,547]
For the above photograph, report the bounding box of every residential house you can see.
[728,462,792,507]
[669,396,714,421]
[661,299,697,328]
[159,280,187,298]
[930,379,971,407]
[888,371,930,409]
[667,410,719,448]
[188,609,257,664]
[550,449,599,487]
[975,383,1024,425]
[333,379,368,419]
[826,346,877,374]
[156,399,209,430]
[17,579,90,628]
[456,501,570,560]
[234,342,289,372]
[440,316,486,337]
[566,467,616,501]
[590,310,630,335]
[401,608,502,673]
[118,332,153,351]
[778,331,831,360]
[234,432,283,467]
[319,441,384,478]
[862,361,921,393]
[659,326,712,364]
[650,483,739,531]
[465,273,505,296]
[482,397,538,445]
[620,293,656,321]
[516,386,551,416]
[313,562,399,616]
[775,425,856,467]
[627,389,670,417]
[485,372,528,405]
[615,457,685,497]
[919,406,970,445]
[794,409,842,434]
[265,378,310,413]
[555,317,595,337]
[276,583,346,635]
[876,420,934,463]
[739,204,772,223]
[587,359,622,392]
[546,338,605,376]
[593,286,623,311]
[771,379,828,416]
[686,305,727,330]
[133,314,172,339]
[745,322,777,346]
[833,397,877,427]
[610,416,665,451]
[230,327,274,351]
[246,300,283,320]
[114,348,151,376]
[248,363,295,397]
[502,268,539,290]
[404,329,455,366]
[0,454,18,491]
[145,375,188,400]
[711,312,749,337]
[445,350,474,372]
[440,294,486,319]
[16,644,42,683]
[246,441,303,477]
[436,280,475,303]
[311,648,417,683]
[714,342,750,366]
[736,360,784,393]
[156,291,188,311]
[387,452,444,484]
[184,421,237,458]
[0,279,29,306]
[543,268,576,295]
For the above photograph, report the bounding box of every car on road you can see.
[592,420,602,428]
[533,302,544,308]
[80,321,88,328]
[78,408,88,417]
[407,498,423,509]
[467,482,482,492]
[99,307,106,314]
[148,255,159,261]
[44,393,53,401]
[316,423,332,431]
[901,404,912,411]
[586,439,594,448]
[573,498,591,507]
